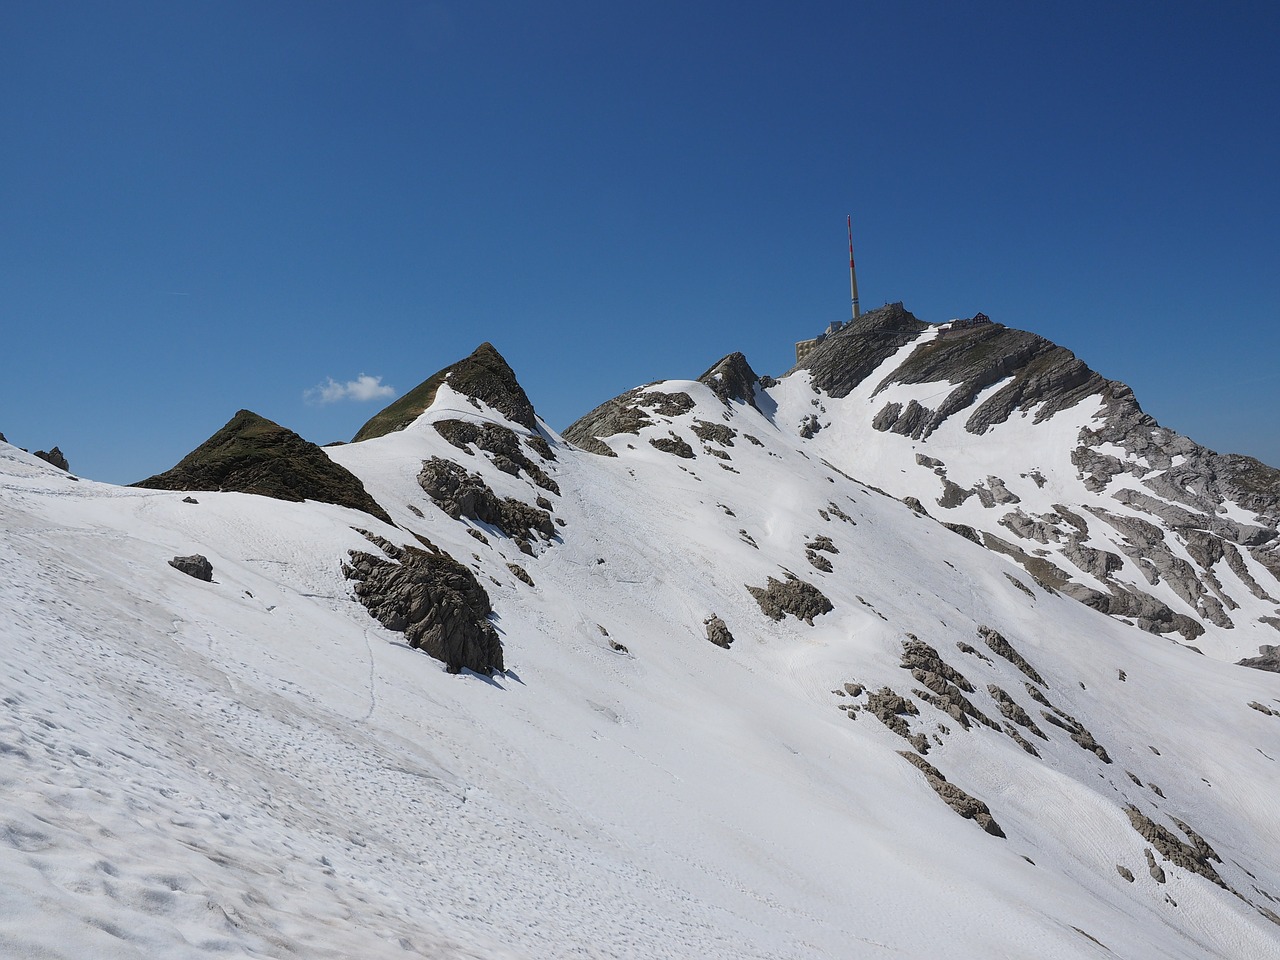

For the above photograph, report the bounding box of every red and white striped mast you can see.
[847,214,861,321]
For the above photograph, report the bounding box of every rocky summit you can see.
[4,323,1280,960]
[134,408,392,524]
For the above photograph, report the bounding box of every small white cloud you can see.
[305,374,396,404]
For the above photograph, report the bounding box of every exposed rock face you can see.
[697,352,760,410]
[691,420,736,447]
[795,302,928,397]
[563,389,696,456]
[1124,806,1226,890]
[169,554,213,582]
[1237,645,1280,673]
[978,626,1047,686]
[704,614,735,648]
[649,435,695,459]
[899,637,998,732]
[417,458,554,553]
[746,573,832,624]
[866,687,926,752]
[353,342,537,441]
[33,447,69,471]
[898,751,1005,838]
[135,410,392,525]
[433,420,559,494]
[344,533,502,675]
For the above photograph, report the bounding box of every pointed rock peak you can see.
[698,352,760,410]
[135,409,392,525]
[353,342,537,442]
[794,302,929,398]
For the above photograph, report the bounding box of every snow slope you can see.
[3,350,1280,958]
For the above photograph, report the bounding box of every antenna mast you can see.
[848,214,861,321]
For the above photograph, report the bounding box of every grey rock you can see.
[978,626,1047,686]
[1238,645,1280,672]
[866,687,923,747]
[563,388,695,455]
[805,535,839,554]
[346,535,502,675]
[704,614,735,649]
[805,549,833,572]
[872,402,902,432]
[1040,708,1112,763]
[903,497,931,517]
[691,420,737,447]
[900,637,999,732]
[987,476,1020,504]
[1117,865,1135,882]
[987,685,1048,740]
[697,352,760,410]
[978,533,1070,592]
[897,751,1005,837]
[937,479,974,509]
[33,447,69,471]
[1126,806,1227,889]
[794,302,928,398]
[943,522,982,544]
[418,457,554,550]
[1144,849,1166,884]
[507,563,534,587]
[169,554,213,582]
[746,573,833,625]
[649,434,695,459]
[433,420,559,495]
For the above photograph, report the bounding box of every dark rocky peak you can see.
[135,409,392,525]
[353,342,537,442]
[794,302,929,398]
[698,352,761,411]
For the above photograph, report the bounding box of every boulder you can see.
[169,554,213,582]
[704,614,735,648]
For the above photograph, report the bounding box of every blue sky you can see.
[3,1,1277,483]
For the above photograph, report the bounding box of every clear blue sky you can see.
[3,1,1277,483]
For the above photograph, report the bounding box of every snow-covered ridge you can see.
[4,317,1280,959]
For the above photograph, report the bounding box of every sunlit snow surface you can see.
[2,376,1279,959]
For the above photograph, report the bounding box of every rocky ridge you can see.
[134,409,392,524]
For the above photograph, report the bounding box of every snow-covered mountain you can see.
[3,307,1279,959]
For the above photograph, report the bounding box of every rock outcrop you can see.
[345,532,503,675]
[417,458,554,554]
[1237,645,1280,673]
[563,388,696,457]
[697,352,760,411]
[33,447,69,471]
[135,410,392,525]
[746,573,833,624]
[704,614,735,648]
